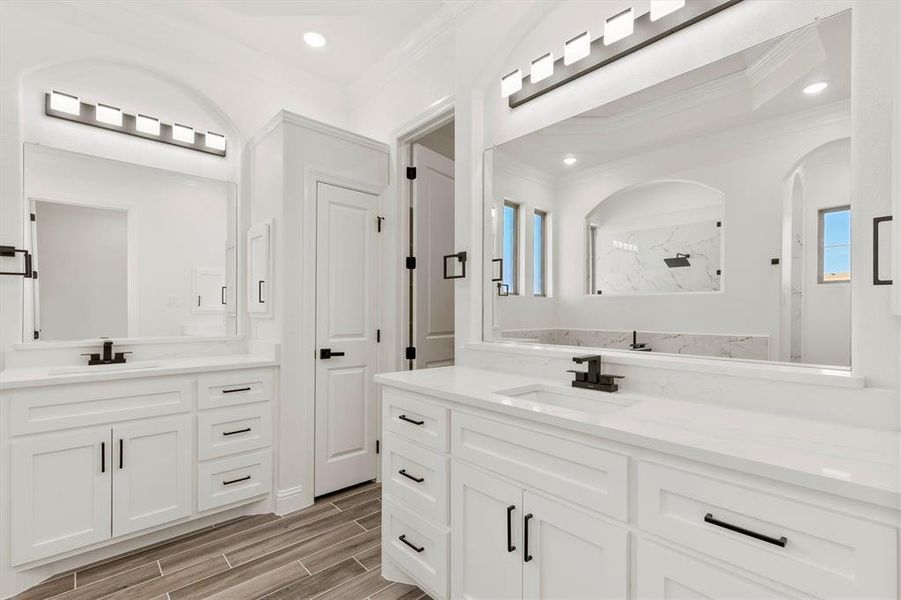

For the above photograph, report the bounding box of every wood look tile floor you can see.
[15,483,431,600]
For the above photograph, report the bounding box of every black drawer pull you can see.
[223,475,251,486]
[704,513,787,548]
[398,414,424,426]
[398,469,424,483]
[506,505,516,552]
[223,427,251,436]
[399,534,424,553]
[100,441,106,473]
[523,513,534,562]
[222,387,251,394]
[119,438,124,469]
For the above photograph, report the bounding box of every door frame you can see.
[304,169,386,499]
[390,98,455,372]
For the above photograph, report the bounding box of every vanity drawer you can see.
[197,369,273,409]
[197,450,272,511]
[383,388,449,453]
[8,376,192,435]
[452,411,629,521]
[197,404,272,460]
[383,432,449,525]
[636,462,897,599]
[382,496,449,599]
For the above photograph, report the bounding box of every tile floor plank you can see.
[300,527,380,574]
[56,563,161,600]
[10,574,75,600]
[261,558,366,600]
[106,555,228,600]
[355,511,381,531]
[353,543,381,571]
[314,481,378,505]
[332,486,382,510]
[204,561,309,600]
[312,568,392,600]
[370,581,422,600]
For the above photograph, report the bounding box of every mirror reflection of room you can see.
[488,11,852,367]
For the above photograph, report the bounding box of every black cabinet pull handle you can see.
[118,438,124,469]
[221,286,227,305]
[507,505,516,552]
[223,475,251,486]
[398,469,424,483]
[222,387,251,394]
[258,280,265,303]
[398,414,424,426]
[523,513,534,562]
[704,513,787,548]
[873,216,893,285]
[223,427,251,436]
[100,441,106,473]
[399,534,424,553]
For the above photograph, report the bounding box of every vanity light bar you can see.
[44,92,227,157]
[505,0,742,108]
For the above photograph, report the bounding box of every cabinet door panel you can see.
[522,490,629,600]
[451,461,522,600]
[113,415,192,536]
[11,427,112,565]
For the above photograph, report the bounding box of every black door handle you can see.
[704,513,787,548]
[873,216,893,285]
[320,348,346,359]
[523,513,534,562]
[258,280,265,303]
[118,438,124,469]
[100,441,105,473]
[398,414,424,425]
[507,505,516,552]
[221,286,227,305]
[399,534,424,553]
[398,469,424,483]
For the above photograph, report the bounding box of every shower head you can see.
[664,253,691,268]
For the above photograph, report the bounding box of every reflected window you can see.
[819,206,851,283]
[502,201,519,293]
[533,210,547,296]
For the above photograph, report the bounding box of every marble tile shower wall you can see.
[594,220,722,294]
[502,328,769,360]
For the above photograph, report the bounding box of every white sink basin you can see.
[47,361,163,376]
[495,384,638,415]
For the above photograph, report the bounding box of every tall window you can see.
[819,206,851,283]
[502,201,519,294]
[533,210,547,296]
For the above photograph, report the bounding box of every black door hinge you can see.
[33,330,39,340]
[405,346,416,360]
[406,166,417,180]
[376,440,380,454]
[30,213,36,222]
[406,256,416,270]
[31,270,37,280]
[376,329,381,343]
[377,216,385,232]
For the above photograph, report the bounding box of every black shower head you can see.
[664,253,691,268]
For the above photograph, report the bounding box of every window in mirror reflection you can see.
[533,210,547,296]
[502,201,519,294]
[819,206,851,283]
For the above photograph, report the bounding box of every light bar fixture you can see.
[504,0,742,108]
[44,92,227,157]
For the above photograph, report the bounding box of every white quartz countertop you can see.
[375,366,901,511]
[0,354,278,389]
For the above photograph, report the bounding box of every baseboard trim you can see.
[274,485,311,515]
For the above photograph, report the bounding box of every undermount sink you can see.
[47,361,163,376]
[495,383,639,415]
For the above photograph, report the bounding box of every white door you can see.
[522,490,629,599]
[314,181,380,496]
[451,461,523,600]
[637,541,783,599]
[413,144,455,368]
[10,427,112,565]
[112,415,192,536]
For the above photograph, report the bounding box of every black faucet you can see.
[630,330,652,352]
[567,355,624,393]
[81,340,132,366]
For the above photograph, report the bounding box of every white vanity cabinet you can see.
[378,382,899,600]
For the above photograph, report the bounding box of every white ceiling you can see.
[497,11,852,178]
[144,0,449,85]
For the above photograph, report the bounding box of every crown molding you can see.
[493,150,557,190]
[251,110,389,154]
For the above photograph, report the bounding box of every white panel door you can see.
[637,541,784,599]
[451,461,523,600]
[10,427,112,565]
[315,182,380,496]
[522,490,629,600]
[112,415,192,536]
[413,144,455,368]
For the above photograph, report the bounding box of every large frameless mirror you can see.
[484,11,852,367]
[23,144,239,342]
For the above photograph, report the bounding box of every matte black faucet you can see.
[630,330,652,352]
[567,355,624,393]
[82,340,132,366]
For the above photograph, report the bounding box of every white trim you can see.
[274,484,308,516]
[464,341,863,389]
[251,110,389,153]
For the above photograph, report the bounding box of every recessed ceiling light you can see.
[303,31,326,48]
[803,81,828,95]
[604,8,634,45]
[563,156,577,166]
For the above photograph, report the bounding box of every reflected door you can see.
[314,182,380,496]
